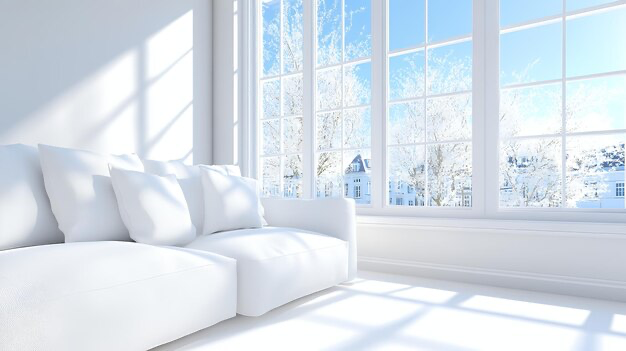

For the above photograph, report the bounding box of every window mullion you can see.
[303,0,314,198]
[423,0,430,206]
[472,0,487,215]
[484,0,501,216]
[560,0,567,207]
[371,0,385,209]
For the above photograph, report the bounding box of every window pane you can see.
[282,74,303,116]
[344,61,371,107]
[261,157,281,196]
[500,22,562,86]
[317,111,342,150]
[566,134,625,208]
[428,41,472,95]
[428,0,472,42]
[567,0,619,11]
[389,0,425,51]
[566,7,626,78]
[283,117,303,153]
[317,0,342,66]
[344,107,371,148]
[567,75,626,133]
[283,154,303,197]
[345,0,371,61]
[316,151,342,197]
[500,138,562,207]
[262,119,280,155]
[389,51,425,101]
[500,0,561,27]
[427,143,472,207]
[282,0,304,73]
[262,79,280,119]
[317,67,342,110]
[388,101,425,145]
[262,0,280,77]
[388,145,425,206]
[344,149,371,204]
[426,93,472,142]
[500,83,562,138]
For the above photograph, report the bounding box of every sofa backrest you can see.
[0,144,64,250]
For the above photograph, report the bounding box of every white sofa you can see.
[0,242,237,350]
[0,144,356,350]
[189,197,357,316]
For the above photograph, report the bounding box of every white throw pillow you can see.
[142,159,242,234]
[201,169,264,235]
[0,144,64,250]
[109,167,196,246]
[38,144,143,242]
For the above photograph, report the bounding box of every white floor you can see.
[153,271,626,351]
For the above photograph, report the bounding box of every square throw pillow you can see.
[0,144,64,250]
[109,167,196,246]
[38,144,143,242]
[142,159,242,234]
[200,169,264,235]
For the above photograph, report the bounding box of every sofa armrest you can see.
[261,197,357,280]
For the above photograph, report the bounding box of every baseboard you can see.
[359,256,626,302]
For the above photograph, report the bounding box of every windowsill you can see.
[356,214,626,236]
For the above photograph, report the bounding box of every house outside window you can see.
[618,183,625,197]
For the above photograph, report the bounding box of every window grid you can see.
[254,0,626,221]
[258,0,304,198]
[386,0,473,208]
[314,0,372,204]
[499,1,626,209]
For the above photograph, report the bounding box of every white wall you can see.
[0,0,212,164]
[358,218,626,302]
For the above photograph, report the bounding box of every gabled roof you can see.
[345,153,371,174]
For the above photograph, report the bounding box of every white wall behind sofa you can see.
[0,0,212,164]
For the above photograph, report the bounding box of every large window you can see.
[499,0,625,209]
[387,0,473,208]
[254,0,626,219]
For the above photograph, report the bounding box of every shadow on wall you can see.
[0,0,210,164]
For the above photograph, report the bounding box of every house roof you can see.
[345,153,371,174]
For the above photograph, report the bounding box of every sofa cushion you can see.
[142,159,241,234]
[109,167,196,246]
[38,144,144,242]
[0,241,237,350]
[186,227,349,316]
[200,169,264,235]
[0,144,63,250]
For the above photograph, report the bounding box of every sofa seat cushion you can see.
[0,241,237,351]
[186,226,349,316]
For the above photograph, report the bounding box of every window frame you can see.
[248,0,626,223]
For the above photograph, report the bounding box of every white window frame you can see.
[247,0,626,223]
[618,182,625,197]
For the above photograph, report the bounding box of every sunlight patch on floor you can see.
[153,271,626,351]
